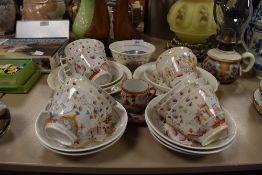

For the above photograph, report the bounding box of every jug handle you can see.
[242,52,255,73]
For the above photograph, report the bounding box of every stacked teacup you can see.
[61,39,125,93]
[143,47,218,94]
[144,47,237,154]
[35,78,128,156]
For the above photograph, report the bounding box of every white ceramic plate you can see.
[145,95,237,151]
[148,125,234,155]
[133,62,219,94]
[40,131,124,156]
[35,102,128,153]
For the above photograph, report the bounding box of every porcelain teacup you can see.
[45,78,116,147]
[156,47,198,88]
[64,39,106,64]
[164,85,228,146]
[121,79,156,114]
[156,81,211,119]
[70,51,112,85]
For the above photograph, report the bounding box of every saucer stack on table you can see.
[253,80,262,115]
[145,95,237,155]
[134,62,219,95]
[36,78,128,156]
[134,47,219,95]
[47,39,132,95]
[35,104,128,156]
[47,61,132,95]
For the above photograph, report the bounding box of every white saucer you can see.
[133,62,219,94]
[145,95,237,151]
[47,61,132,95]
[40,131,123,156]
[148,125,234,155]
[35,102,128,153]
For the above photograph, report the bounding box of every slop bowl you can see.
[109,40,156,71]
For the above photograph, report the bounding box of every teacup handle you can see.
[60,56,73,78]
[242,52,255,73]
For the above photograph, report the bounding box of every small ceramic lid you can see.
[207,48,241,62]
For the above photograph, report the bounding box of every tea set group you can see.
[41,38,239,156]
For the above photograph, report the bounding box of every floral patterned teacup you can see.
[156,47,198,88]
[71,51,112,85]
[121,79,156,114]
[165,85,228,146]
[156,81,212,120]
[45,78,116,147]
[64,39,106,65]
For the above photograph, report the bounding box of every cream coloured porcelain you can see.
[109,40,156,70]
[45,77,116,148]
[148,124,234,155]
[156,47,197,87]
[153,82,224,146]
[35,100,128,154]
[121,79,155,114]
[145,95,237,151]
[202,48,255,84]
[64,39,106,64]
[139,62,218,94]
[50,61,131,95]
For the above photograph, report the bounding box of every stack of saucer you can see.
[134,62,218,95]
[145,95,237,155]
[133,47,219,95]
[35,78,128,156]
[47,39,132,94]
[58,61,132,95]
[253,80,262,115]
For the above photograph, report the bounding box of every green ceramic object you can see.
[72,0,95,38]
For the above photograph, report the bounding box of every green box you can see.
[0,59,36,86]
[0,69,41,93]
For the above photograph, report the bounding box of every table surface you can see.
[1,37,262,174]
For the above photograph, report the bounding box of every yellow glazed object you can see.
[167,0,218,44]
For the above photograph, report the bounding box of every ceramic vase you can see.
[72,0,110,40]
[167,0,218,44]
[23,0,66,20]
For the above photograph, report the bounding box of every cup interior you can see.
[122,79,149,93]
